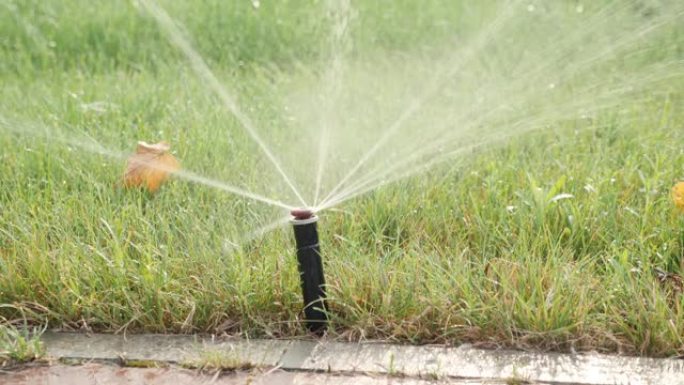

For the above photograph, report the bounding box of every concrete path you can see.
[37,332,684,385]
[1,363,513,385]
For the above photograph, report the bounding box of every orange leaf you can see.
[673,182,684,212]
[123,141,180,193]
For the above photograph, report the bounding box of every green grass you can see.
[181,348,254,373]
[0,324,44,367]
[1,0,684,358]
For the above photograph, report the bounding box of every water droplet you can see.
[251,0,260,9]
[576,4,584,13]
[527,4,535,12]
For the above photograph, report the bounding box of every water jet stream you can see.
[137,0,308,208]
[322,83,677,210]
[4,0,682,234]
[318,6,684,209]
[317,67,683,211]
[0,114,295,211]
[313,0,352,207]
[223,215,293,253]
[319,1,522,206]
[331,68,679,208]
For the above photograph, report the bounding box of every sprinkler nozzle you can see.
[290,211,328,334]
[291,208,315,220]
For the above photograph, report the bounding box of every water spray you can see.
[290,208,328,333]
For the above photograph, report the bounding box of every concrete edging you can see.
[41,332,684,385]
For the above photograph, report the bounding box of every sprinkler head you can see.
[291,208,315,221]
[289,207,327,334]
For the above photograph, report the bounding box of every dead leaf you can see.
[673,182,684,212]
[123,141,180,193]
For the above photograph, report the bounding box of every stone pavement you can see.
[28,332,684,384]
[1,363,521,385]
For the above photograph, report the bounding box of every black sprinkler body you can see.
[290,208,328,333]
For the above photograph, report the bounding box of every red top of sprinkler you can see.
[291,208,315,220]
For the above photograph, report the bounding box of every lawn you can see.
[1,0,684,357]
